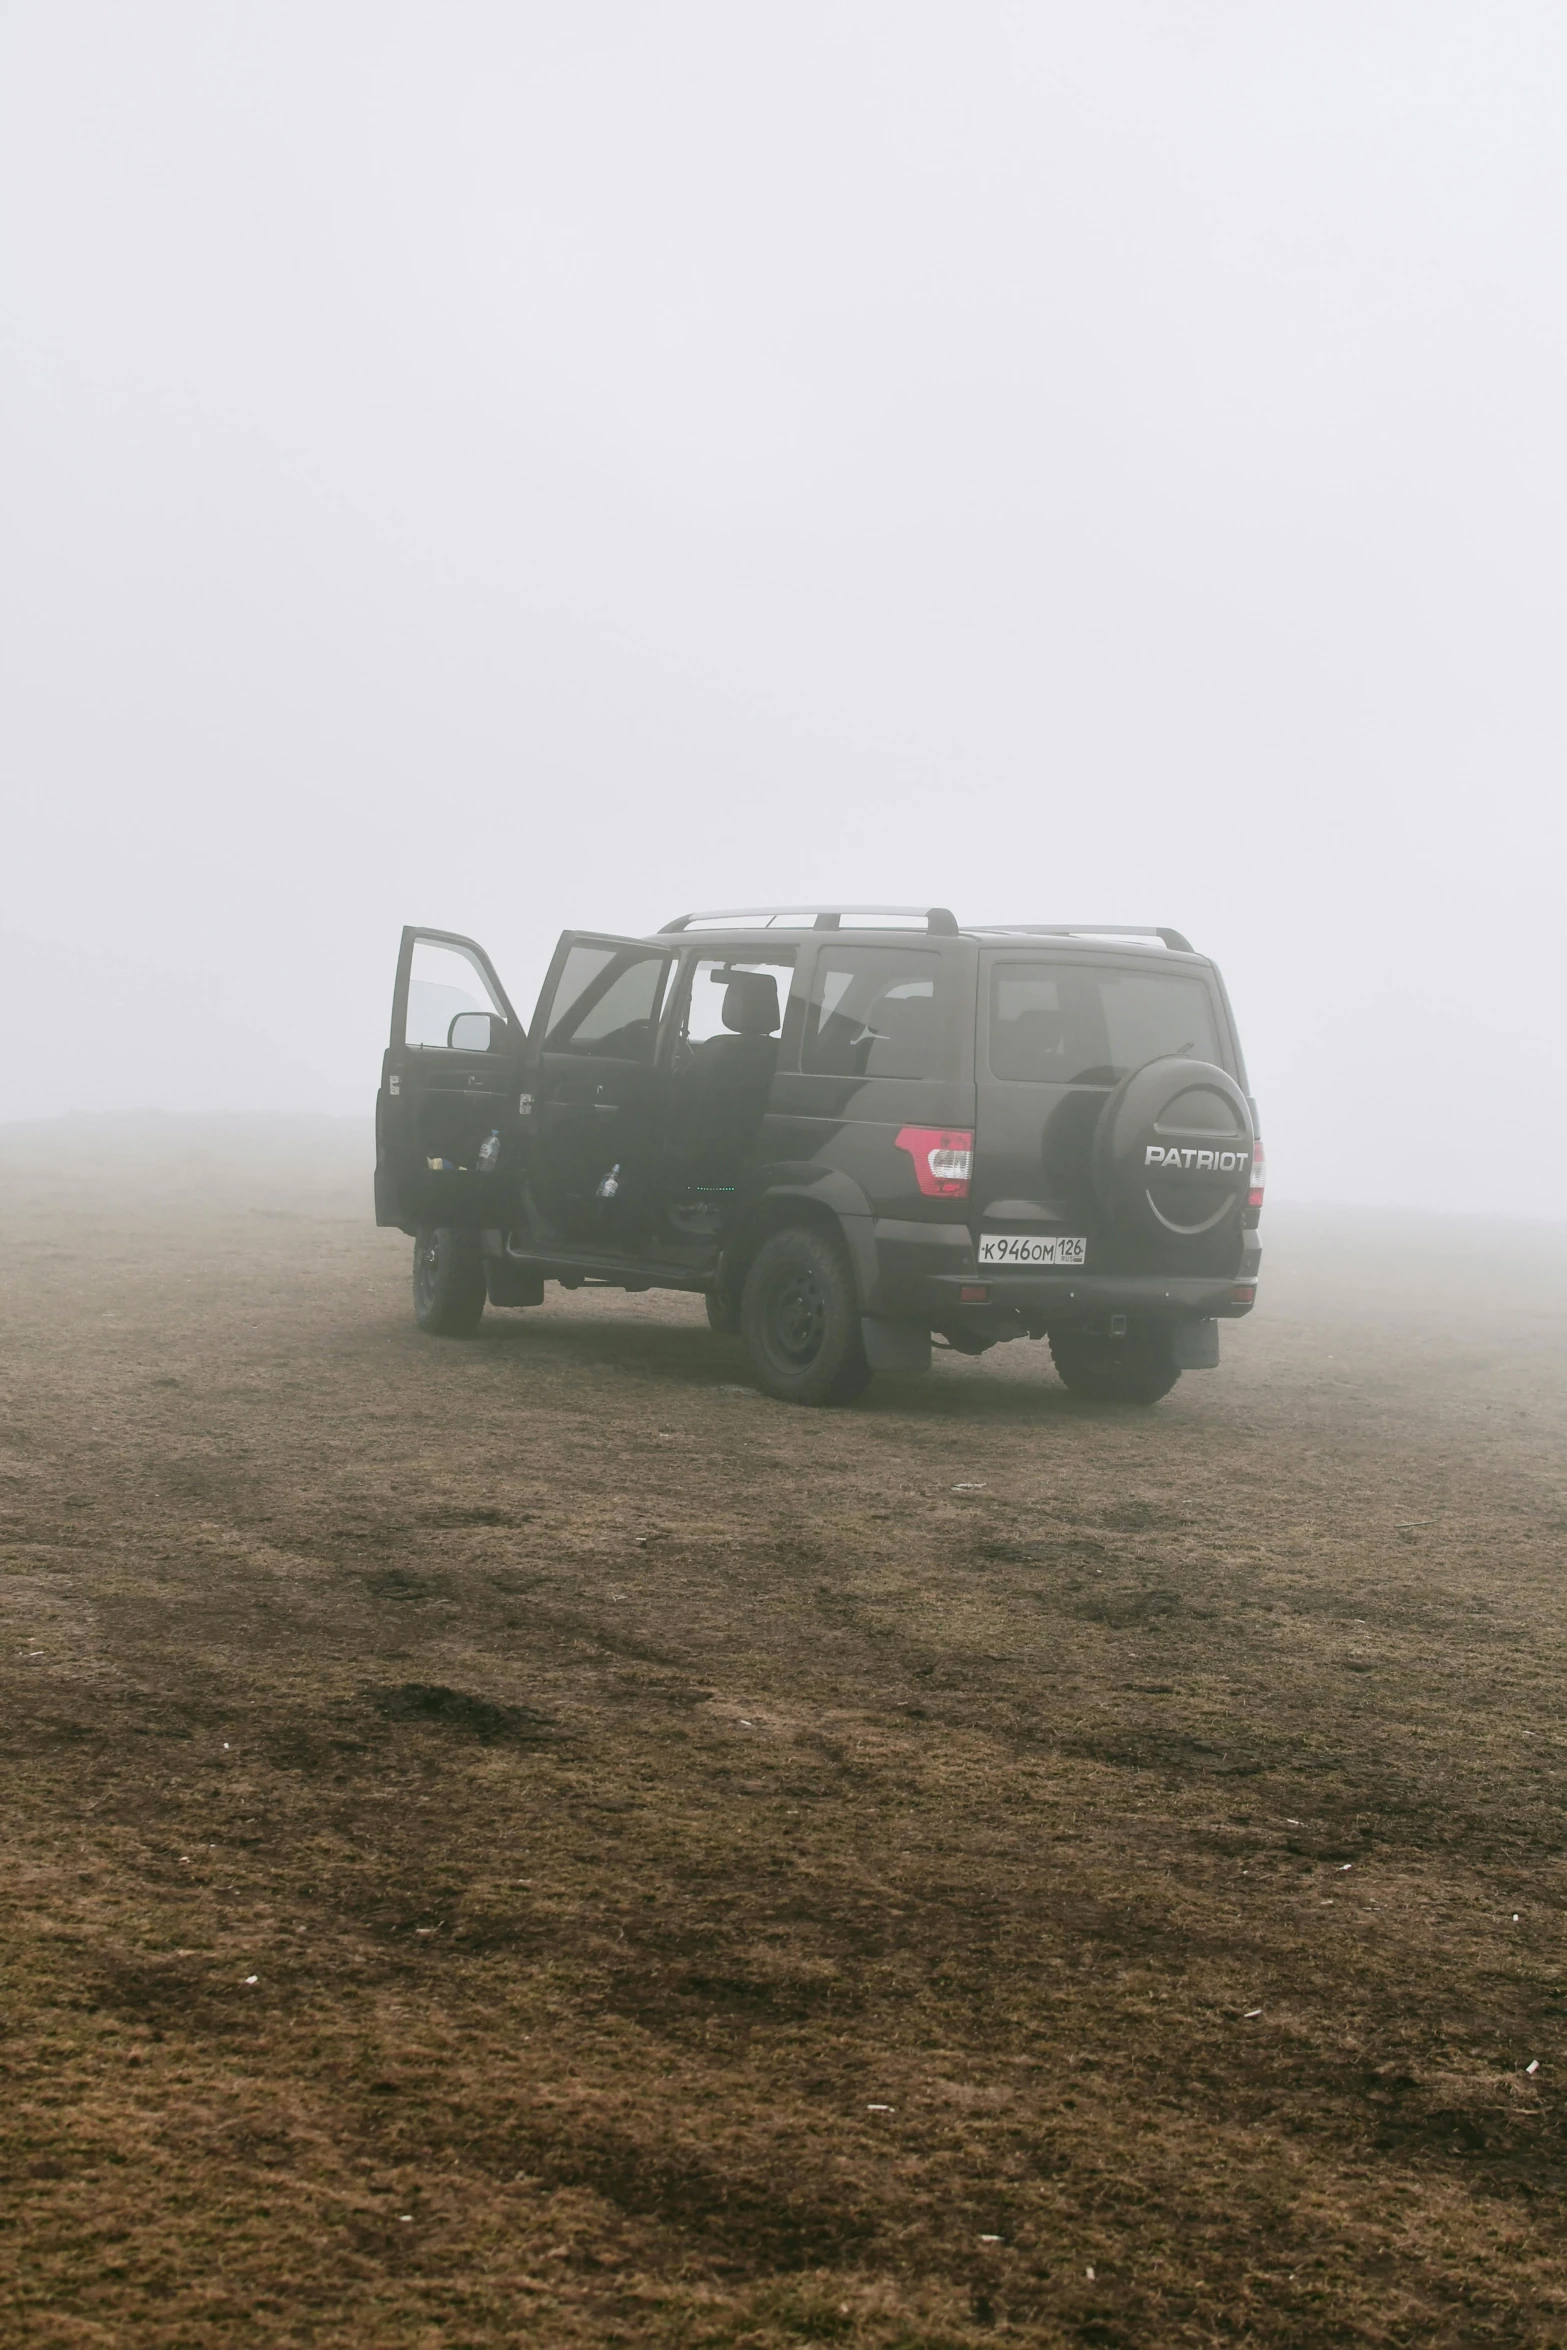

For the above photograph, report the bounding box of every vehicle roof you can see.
[650,909,1211,962]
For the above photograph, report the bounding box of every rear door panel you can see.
[520,935,676,1251]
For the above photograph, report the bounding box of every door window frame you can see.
[391,926,521,1053]
[528,934,677,1068]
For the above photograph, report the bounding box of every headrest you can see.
[722,971,781,1035]
[873,994,932,1042]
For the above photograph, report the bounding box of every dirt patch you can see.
[2,1122,1567,2346]
[368,1680,559,1740]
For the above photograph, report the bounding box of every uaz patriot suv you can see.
[374,908,1263,1405]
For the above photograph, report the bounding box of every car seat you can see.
[675,972,782,1191]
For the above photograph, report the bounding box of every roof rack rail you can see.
[660,905,961,936]
[970,922,1195,954]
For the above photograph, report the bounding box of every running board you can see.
[485,1233,712,1295]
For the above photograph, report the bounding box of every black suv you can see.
[374,908,1263,1405]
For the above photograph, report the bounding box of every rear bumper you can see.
[928,1270,1256,1325]
[864,1216,1260,1326]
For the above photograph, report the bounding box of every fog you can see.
[3,3,1563,1214]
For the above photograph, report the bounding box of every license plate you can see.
[977,1232,1087,1267]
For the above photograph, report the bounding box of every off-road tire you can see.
[413,1227,488,1337]
[1049,1325,1181,1405]
[740,1225,872,1405]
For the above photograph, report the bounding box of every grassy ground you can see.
[2,1118,1565,2347]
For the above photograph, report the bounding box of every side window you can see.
[679,957,794,1047]
[801,948,954,1078]
[543,943,671,1061]
[405,939,507,1050]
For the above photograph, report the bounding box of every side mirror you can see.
[448,1011,506,1051]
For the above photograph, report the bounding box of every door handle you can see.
[592,1102,619,1115]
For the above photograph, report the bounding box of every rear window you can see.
[802,947,957,1079]
[988,961,1223,1084]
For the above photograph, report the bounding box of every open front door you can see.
[375,927,524,1233]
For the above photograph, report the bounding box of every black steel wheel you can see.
[412,1227,488,1337]
[1048,1324,1181,1405]
[740,1225,871,1405]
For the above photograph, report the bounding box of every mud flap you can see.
[861,1317,932,1374]
[374,1155,413,1233]
[1171,1318,1220,1369]
[485,1260,545,1308]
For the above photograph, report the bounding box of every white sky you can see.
[3,3,1563,1212]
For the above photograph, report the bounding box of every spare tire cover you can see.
[1090,1057,1255,1242]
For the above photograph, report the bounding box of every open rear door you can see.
[375,927,525,1233]
[522,932,677,1251]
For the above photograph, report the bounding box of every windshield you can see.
[987,961,1223,1084]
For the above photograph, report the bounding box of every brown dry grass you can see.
[2,1117,1566,2347]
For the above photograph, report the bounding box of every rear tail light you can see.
[895,1126,974,1199]
[1248,1139,1266,1212]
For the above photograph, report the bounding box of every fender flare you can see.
[728,1165,878,1305]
